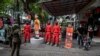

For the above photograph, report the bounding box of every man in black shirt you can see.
[77,24,84,48]
[11,25,21,56]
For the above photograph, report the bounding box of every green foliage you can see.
[38,12,48,23]
[30,3,42,15]
[0,13,10,17]
[0,0,49,23]
[30,3,49,23]
[0,0,13,12]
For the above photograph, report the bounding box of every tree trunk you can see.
[21,0,35,20]
[16,0,21,28]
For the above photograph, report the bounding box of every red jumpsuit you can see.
[52,25,60,44]
[24,24,31,42]
[45,24,52,43]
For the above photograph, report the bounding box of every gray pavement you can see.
[0,39,100,56]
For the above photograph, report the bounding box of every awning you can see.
[41,0,92,16]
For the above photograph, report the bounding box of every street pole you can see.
[16,0,21,28]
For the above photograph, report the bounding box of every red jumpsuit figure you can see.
[45,22,52,44]
[24,23,31,43]
[52,22,60,46]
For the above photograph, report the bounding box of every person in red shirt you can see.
[23,22,31,43]
[51,22,60,46]
[45,22,52,44]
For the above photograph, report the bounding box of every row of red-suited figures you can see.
[23,21,74,48]
[45,21,74,48]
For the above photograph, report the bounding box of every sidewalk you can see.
[0,39,100,56]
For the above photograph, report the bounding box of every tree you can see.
[0,0,49,23]
[29,1,49,23]
[21,0,39,12]
[0,0,13,12]
[21,0,49,23]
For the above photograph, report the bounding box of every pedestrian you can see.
[0,18,4,42]
[87,25,93,47]
[0,18,3,29]
[45,21,52,44]
[23,22,31,43]
[11,25,21,56]
[51,22,60,46]
[8,26,13,48]
[82,24,89,50]
[77,24,84,48]
[7,18,13,48]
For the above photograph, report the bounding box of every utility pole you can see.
[16,0,20,28]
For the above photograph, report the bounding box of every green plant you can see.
[0,0,13,12]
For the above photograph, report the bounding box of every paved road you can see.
[0,40,100,56]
